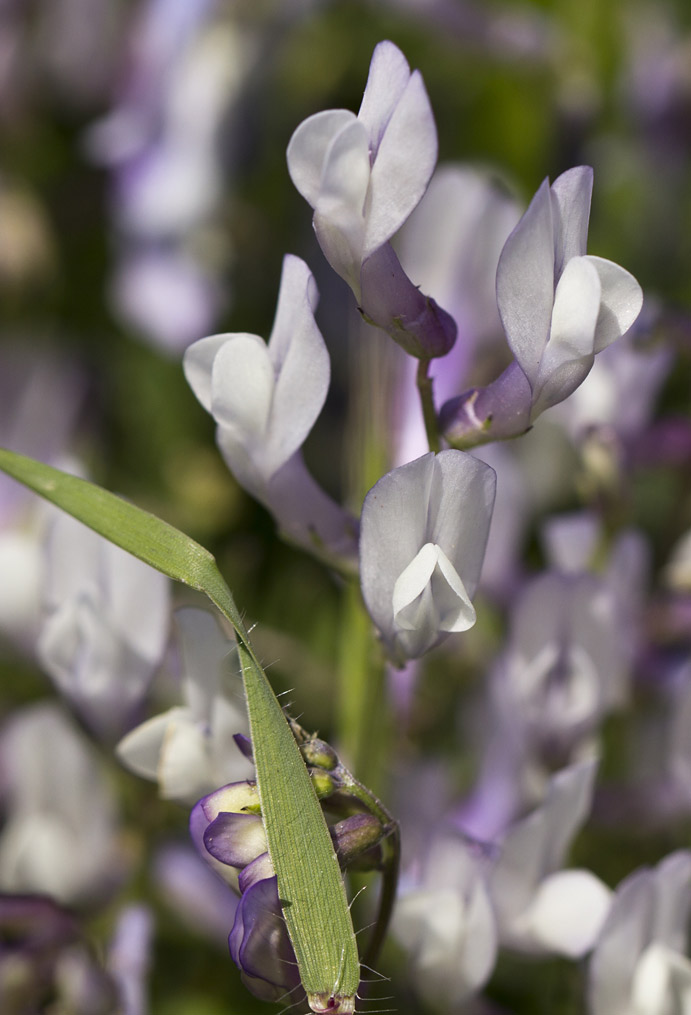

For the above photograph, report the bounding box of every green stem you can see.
[337,580,388,793]
[417,357,441,453]
[337,770,400,969]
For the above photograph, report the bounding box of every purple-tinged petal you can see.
[203,812,267,868]
[357,41,412,156]
[496,177,555,385]
[198,782,260,822]
[286,109,357,208]
[440,360,533,448]
[238,851,274,893]
[360,242,456,358]
[229,876,301,1002]
[550,166,593,274]
[586,255,644,351]
[264,451,359,570]
[233,733,254,761]
[364,71,437,258]
[189,798,240,892]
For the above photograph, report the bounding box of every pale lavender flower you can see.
[488,760,611,958]
[359,450,496,663]
[287,40,455,358]
[0,704,124,906]
[154,843,239,944]
[441,167,644,446]
[86,0,236,352]
[184,254,358,568]
[394,761,610,1006]
[117,607,252,803]
[37,511,170,741]
[107,905,153,1015]
[393,831,498,1006]
[589,851,691,1015]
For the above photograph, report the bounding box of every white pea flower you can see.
[0,703,124,905]
[38,511,170,741]
[442,166,644,446]
[359,450,496,663]
[287,40,436,297]
[287,41,454,358]
[184,253,357,567]
[589,851,691,1015]
[117,607,252,803]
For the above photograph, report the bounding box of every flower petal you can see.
[496,177,555,384]
[364,70,437,258]
[531,255,601,416]
[586,255,644,352]
[183,333,233,413]
[203,812,267,868]
[266,256,330,474]
[210,334,274,442]
[550,166,593,275]
[357,41,412,157]
[313,118,371,286]
[528,868,612,957]
[286,108,357,208]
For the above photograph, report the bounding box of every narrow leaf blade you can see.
[0,446,360,1005]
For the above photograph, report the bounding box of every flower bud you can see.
[330,813,386,868]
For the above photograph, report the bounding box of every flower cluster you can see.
[190,724,397,1004]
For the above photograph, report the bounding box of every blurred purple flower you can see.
[0,894,118,1014]
[589,851,691,1015]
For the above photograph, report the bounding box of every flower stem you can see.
[417,357,441,453]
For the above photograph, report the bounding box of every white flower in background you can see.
[184,253,358,566]
[0,703,123,905]
[393,833,498,1007]
[117,607,252,803]
[287,40,436,296]
[589,851,691,1015]
[359,450,496,663]
[38,511,170,741]
[489,759,611,957]
[0,350,84,653]
[394,760,609,1007]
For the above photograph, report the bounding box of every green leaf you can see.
[0,447,359,1009]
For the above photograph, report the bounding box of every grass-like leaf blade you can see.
[0,446,359,1007]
